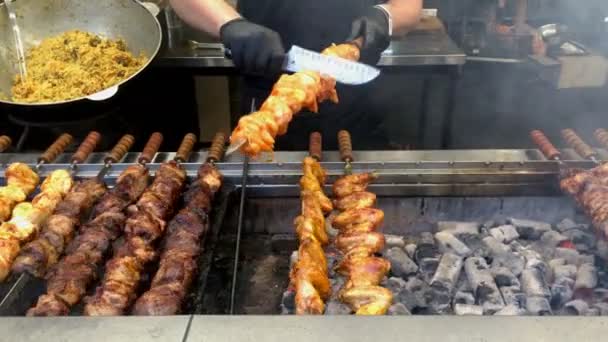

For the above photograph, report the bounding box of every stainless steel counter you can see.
[155,13,466,68]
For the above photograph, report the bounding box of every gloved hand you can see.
[346,7,391,64]
[220,18,286,76]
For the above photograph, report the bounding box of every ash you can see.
[281,218,608,316]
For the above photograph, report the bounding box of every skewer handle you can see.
[72,131,101,164]
[594,129,608,149]
[0,136,11,153]
[39,133,73,163]
[338,130,353,162]
[309,132,323,161]
[207,132,226,164]
[139,132,163,164]
[561,129,596,160]
[175,133,197,163]
[530,130,561,160]
[105,134,135,164]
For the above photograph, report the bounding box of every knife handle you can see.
[350,37,364,49]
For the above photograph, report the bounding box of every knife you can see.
[188,41,380,85]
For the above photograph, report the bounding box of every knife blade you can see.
[282,45,380,85]
[189,42,380,85]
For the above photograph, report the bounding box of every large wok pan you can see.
[0,0,162,106]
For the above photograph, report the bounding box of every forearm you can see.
[168,0,241,37]
[385,0,423,35]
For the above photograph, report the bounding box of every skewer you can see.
[530,130,564,164]
[96,134,135,180]
[594,129,608,150]
[338,130,353,175]
[174,133,197,165]
[561,129,600,164]
[0,136,12,153]
[138,132,163,166]
[68,131,101,175]
[35,133,74,172]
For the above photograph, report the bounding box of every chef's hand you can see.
[346,7,391,64]
[220,19,285,76]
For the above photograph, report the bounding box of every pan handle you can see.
[86,86,119,101]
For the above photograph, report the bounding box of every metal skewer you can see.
[35,133,74,172]
[338,130,354,175]
[5,0,27,80]
[68,131,101,176]
[561,129,601,165]
[96,134,135,180]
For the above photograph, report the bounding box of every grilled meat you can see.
[332,172,392,315]
[229,44,360,157]
[133,164,223,315]
[84,162,186,316]
[27,166,149,316]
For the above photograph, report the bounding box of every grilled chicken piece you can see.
[5,163,39,196]
[300,157,332,213]
[332,173,377,198]
[336,256,391,289]
[331,208,384,233]
[335,232,385,258]
[27,294,69,316]
[132,283,184,315]
[333,191,376,211]
[340,285,393,315]
[290,239,330,314]
[229,44,358,157]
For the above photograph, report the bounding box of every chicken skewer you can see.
[289,132,333,314]
[27,133,164,316]
[11,135,136,278]
[82,134,197,316]
[0,132,102,282]
[531,130,608,239]
[332,130,392,315]
[132,133,225,315]
[227,43,361,158]
[0,133,73,224]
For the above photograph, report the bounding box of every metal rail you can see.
[229,157,249,314]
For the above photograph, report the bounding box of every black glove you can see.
[220,18,285,76]
[346,7,391,64]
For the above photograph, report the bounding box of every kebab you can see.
[11,135,135,278]
[0,133,73,223]
[332,130,392,315]
[27,133,164,316]
[531,130,608,239]
[227,43,361,158]
[83,134,197,316]
[133,133,225,315]
[0,132,102,281]
[286,132,333,314]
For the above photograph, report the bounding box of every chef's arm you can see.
[384,0,423,35]
[168,0,240,37]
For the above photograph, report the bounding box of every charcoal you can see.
[459,234,486,257]
[599,270,608,289]
[387,303,411,315]
[435,232,472,257]
[540,231,568,248]
[426,287,452,313]
[290,251,299,269]
[430,253,463,293]
[577,254,595,267]
[280,290,295,314]
[386,247,419,278]
[509,240,526,253]
[482,236,510,257]
[574,263,598,292]
[453,304,482,316]
[325,301,352,315]
[563,229,595,249]
[508,218,551,240]
[563,299,589,315]
[555,218,585,233]
[414,244,440,264]
[494,305,526,316]
[592,302,608,315]
[521,268,551,299]
[482,220,496,229]
[385,234,406,249]
[550,278,574,308]
[549,258,566,274]
[491,253,525,277]
[436,221,480,236]
[489,225,520,244]
[586,308,601,316]
[456,273,472,292]
[597,239,608,260]
[419,232,435,245]
[555,248,580,265]
[464,257,504,313]
[491,267,520,288]
[552,264,578,280]
[419,257,440,283]
[386,277,407,294]
[593,288,608,302]
[525,258,549,278]
[404,243,417,259]
[405,277,426,292]
[330,277,345,297]
[453,291,475,306]
[526,296,552,315]
[397,289,427,312]
[499,286,526,308]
